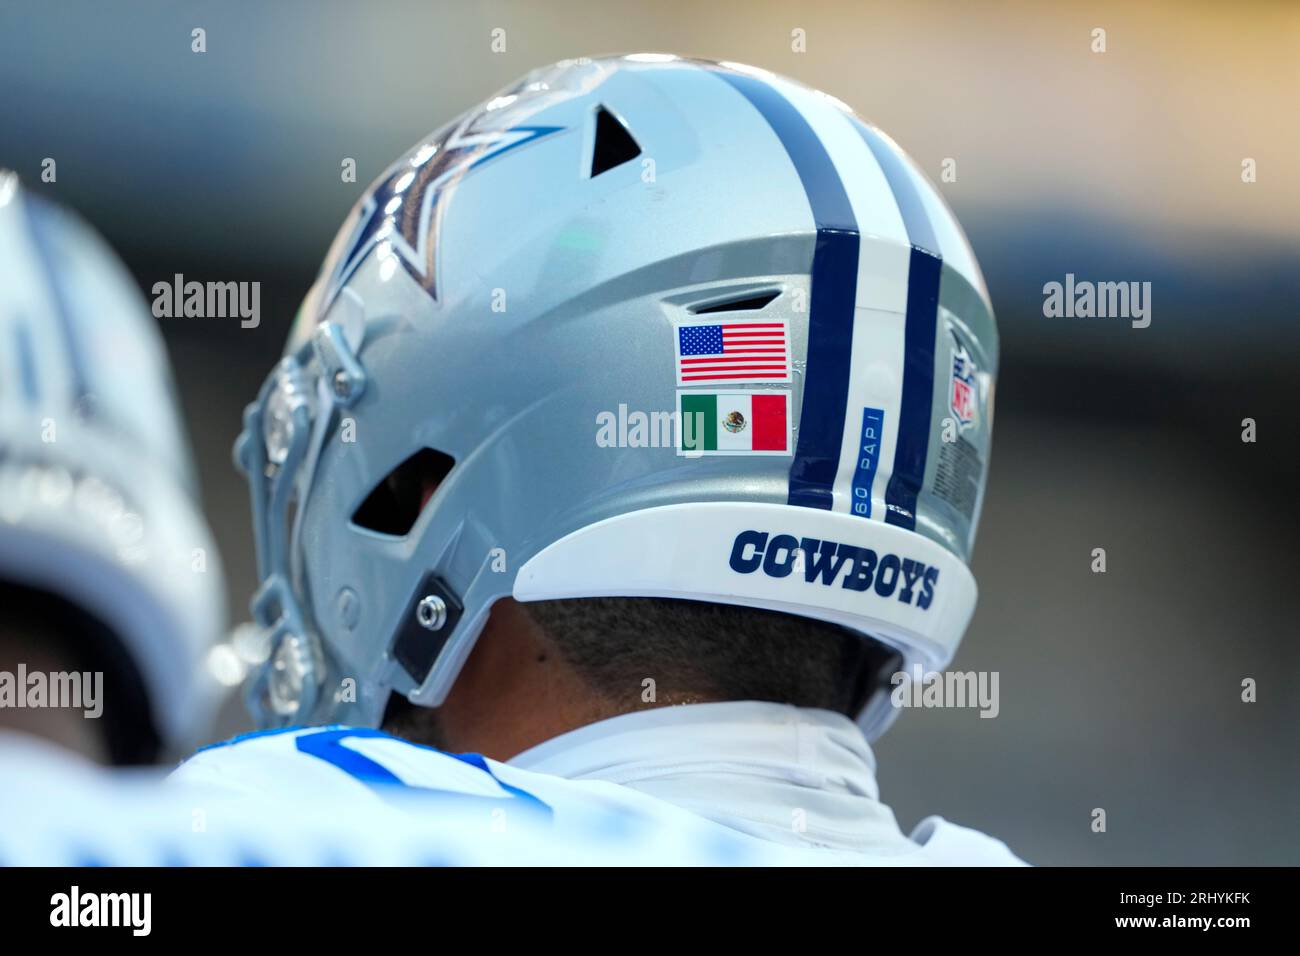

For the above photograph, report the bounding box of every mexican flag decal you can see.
[677,390,792,456]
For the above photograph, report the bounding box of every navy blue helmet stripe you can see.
[711,68,859,511]
[851,119,940,257]
[885,247,941,529]
[851,119,942,531]
[792,228,859,511]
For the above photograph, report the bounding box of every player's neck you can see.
[386,599,619,760]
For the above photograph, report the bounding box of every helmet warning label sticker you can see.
[677,390,792,456]
[933,437,981,522]
[932,327,987,523]
[674,318,792,386]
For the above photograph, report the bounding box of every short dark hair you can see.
[521,597,899,717]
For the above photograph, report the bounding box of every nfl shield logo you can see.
[950,342,977,428]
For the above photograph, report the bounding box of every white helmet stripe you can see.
[754,81,914,523]
[705,64,861,513]
[851,119,945,532]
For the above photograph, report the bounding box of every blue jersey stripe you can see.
[290,727,553,818]
[851,119,942,530]
[710,68,859,511]
[295,727,405,785]
[186,723,307,757]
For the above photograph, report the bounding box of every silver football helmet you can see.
[239,56,997,739]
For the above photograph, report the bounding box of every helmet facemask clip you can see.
[235,321,367,725]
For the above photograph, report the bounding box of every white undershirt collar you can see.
[509,700,912,852]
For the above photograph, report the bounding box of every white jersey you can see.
[0,731,752,866]
[170,701,1026,866]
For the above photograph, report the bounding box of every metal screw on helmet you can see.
[332,369,351,399]
[336,586,360,631]
[416,595,447,632]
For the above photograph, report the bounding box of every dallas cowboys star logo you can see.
[322,119,563,310]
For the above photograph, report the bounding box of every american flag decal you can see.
[674,319,791,386]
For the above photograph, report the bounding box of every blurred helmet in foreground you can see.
[0,174,225,761]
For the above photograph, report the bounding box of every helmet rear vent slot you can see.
[691,289,781,314]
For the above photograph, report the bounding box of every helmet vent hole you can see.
[691,289,781,314]
[590,105,641,177]
[351,448,454,537]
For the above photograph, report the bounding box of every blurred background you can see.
[2,0,1296,864]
